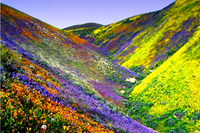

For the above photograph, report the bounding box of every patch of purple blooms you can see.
[9,69,155,133]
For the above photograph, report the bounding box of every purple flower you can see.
[51,118,54,122]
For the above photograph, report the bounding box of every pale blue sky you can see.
[2,0,175,29]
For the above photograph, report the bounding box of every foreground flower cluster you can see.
[0,49,113,132]
[1,81,112,132]
[1,46,155,132]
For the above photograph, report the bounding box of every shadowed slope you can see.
[64,23,103,44]
[63,22,103,30]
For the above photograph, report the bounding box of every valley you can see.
[1,0,200,132]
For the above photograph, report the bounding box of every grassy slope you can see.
[91,0,199,76]
[128,25,200,132]
[0,46,113,132]
[1,3,156,132]
[1,3,139,106]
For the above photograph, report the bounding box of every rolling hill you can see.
[67,0,200,78]
[64,23,103,44]
[63,22,103,30]
[127,24,200,132]
[0,3,155,133]
[62,0,200,132]
[1,0,200,132]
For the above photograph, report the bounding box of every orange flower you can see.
[13,112,17,118]
[42,119,46,123]
[29,117,33,121]
[29,110,32,114]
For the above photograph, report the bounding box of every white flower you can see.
[150,70,154,73]
[126,77,137,83]
[41,125,47,130]
[120,90,125,94]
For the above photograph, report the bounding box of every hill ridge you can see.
[63,22,103,30]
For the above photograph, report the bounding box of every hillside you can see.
[62,0,200,132]
[1,0,200,132]
[127,24,200,132]
[64,23,103,44]
[71,0,199,77]
[0,3,156,133]
[63,22,103,30]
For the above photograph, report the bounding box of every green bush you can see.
[166,117,176,126]
[173,110,185,120]
[1,46,21,71]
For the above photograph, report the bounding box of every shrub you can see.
[1,46,21,71]
[169,128,177,133]
[150,121,158,130]
[145,114,154,123]
[166,117,176,126]
[173,110,185,120]
[191,112,200,121]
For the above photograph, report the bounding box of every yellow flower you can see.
[63,126,67,130]
[63,126,69,130]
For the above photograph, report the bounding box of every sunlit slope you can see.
[92,0,200,73]
[129,25,200,132]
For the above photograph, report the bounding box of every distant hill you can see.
[64,23,103,44]
[63,22,103,30]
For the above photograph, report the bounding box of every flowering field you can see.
[127,26,200,132]
[1,0,200,132]
[0,3,155,133]
[0,40,154,133]
[64,2,200,131]
[67,0,200,78]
